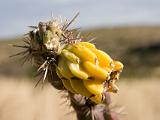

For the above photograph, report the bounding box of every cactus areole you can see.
[13,13,123,120]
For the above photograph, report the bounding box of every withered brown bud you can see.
[38,22,47,33]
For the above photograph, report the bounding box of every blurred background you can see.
[0,0,160,120]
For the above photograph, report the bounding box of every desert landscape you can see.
[0,76,159,120]
[0,27,160,120]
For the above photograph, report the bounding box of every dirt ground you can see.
[0,76,159,120]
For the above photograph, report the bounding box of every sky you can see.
[1,0,160,38]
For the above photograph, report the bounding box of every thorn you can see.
[34,70,43,78]
[63,12,80,30]
[62,19,68,30]
[88,37,96,43]
[34,74,44,88]
[76,32,81,38]
[58,90,65,94]
[51,12,54,19]
[23,39,30,45]
[28,26,38,29]
[12,44,30,48]
[116,106,126,114]
[9,50,28,57]
[64,110,75,116]
[37,60,47,72]
[69,27,81,32]
[24,33,30,36]
[59,99,68,106]
[61,94,68,98]
[20,54,31,66]
[58,15,63,24]
[43,66,48,83]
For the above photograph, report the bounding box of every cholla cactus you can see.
[12,13,123,120]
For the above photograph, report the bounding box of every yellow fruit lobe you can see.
[83,79,104,95]
[66,44,98,64]
[61,49,80,64]
[113,61,124,71]
[91,49,113,68]
[56,69,77,94]
[89,94,104,104]
[78,42,95,49]
[67,62,89,80]
[78,42,113,68]
[83,61,111,81]
[69,77,92,97]
[57,57,73,79]
[61,79,77,93]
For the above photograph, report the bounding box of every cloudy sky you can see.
[1,0,160,38]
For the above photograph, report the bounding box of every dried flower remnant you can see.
[12,13,123,120]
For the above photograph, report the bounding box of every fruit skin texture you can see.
[78,42,96,49]
[90,49,113,68]
[61,49,80,64]
[57,56,93,97]
[89,94,104,104]
[83,61,111,81]
[113,60,124,72]
[57,56,73,80]
[79,42,113,68]
[56,68,77,94]
[67,61,89,80]
[69,77,93,98]
[56,42,123,104]
[66,44,98,64]
[83,79,104,95]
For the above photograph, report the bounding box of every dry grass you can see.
[0,76,76,120]
[0,76,159,120]
[111,78,160,120]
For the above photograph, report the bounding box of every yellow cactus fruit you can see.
[78,42,113,69]
[61,79,77,94]
[83,61,111,81]
[57,57,91,96]
[66,44,98,64]
[89,94,104,104]
[78,42,96,49]
[69,77,93,98]
[113,60,124,72]
[67,61,89,80]
[91,49,113,68]
[83,79,104,95]
[56,41,123,104]
[61,49,80,64]
[57,57,73,79]
[56,69,77,93]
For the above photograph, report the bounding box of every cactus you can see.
[12,13,123,120]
